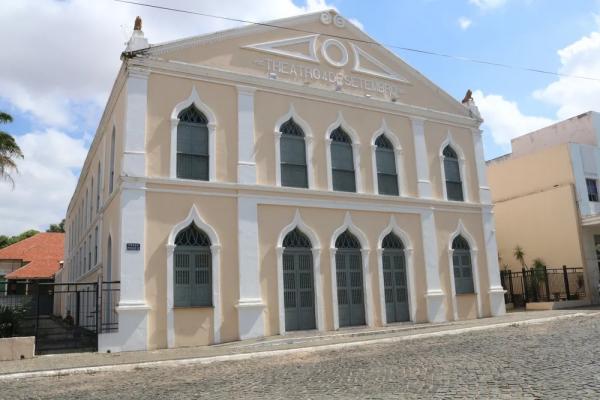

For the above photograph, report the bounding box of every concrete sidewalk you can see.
[2,307,599,380]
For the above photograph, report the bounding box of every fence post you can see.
[75,292,81,327]
[563,265,571,300]
[507,271,515,304]
[522,267,528,302]
[543,266,550,301]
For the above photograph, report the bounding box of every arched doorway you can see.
[282,228,316,331]
[335,229,365,327]
[381,232,409,322]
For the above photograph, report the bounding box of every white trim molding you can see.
[325,112,362,193]
[410,117,432,199]
[329,212,373,330]
[447,220,482,321]
[273,104,314,189]
[482,209,507,316]
[439,131,469,203]
[276,210,324,335]
[371,118,406,197]
[471,128,491,204]
[237,85,257,184]
[166,205,222,348]
[376,216,415,325]
[169,86,217,181]
[420,209,445,322]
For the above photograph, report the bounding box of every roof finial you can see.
[134,16,142,31]
[461,89,482,120]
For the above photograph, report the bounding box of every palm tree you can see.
[0,112,23,187]
[513,245,527,270]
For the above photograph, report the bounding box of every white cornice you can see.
[132,57,479,129]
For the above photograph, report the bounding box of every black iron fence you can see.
[0,280,120,354]
[500,266,586,307]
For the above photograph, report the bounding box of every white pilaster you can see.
[115,181,149,351]
[237,86,257,184]
[482,208,506,316]
[472,128,491,204]
[237,196,265,339]
[420,210,446,322]
[122,68,148,178]
[411,117,432,198]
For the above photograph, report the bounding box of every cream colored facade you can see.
[487,111,600,305]
[62,11,505,352]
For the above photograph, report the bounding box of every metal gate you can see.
[283,249,316,331]
[336,250,365,327]
[0,281,120,354]
[382,250,409,323]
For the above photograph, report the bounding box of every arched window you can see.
[280,119,308,188]
[176,105,209,181]
[330,127,356,192]
[109,128,116,194]
[335,229,364,327]
[174,223,212,307]
[381,232,409,322]
[443,145,463,201]
[452,235,474,294]
[375,135,398,196]
[282,228,315,331]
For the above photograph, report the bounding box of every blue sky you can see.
[1,0,600,234]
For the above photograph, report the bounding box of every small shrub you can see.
[0,305,25,338]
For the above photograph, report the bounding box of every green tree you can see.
[47,219,65,233]
[513,245,527,269]
[0,112,23,187]
[0,230,39,249]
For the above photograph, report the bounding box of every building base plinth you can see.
[488,288,507,317]
[99,302,149,353]
[236,298,265,340]
[425,291,447,323]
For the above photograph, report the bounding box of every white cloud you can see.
[472,90,555,146]
[469,0,507,10]
[533,28,600,119]
[0,130,88,236]
[0,0,335,130]
[458,17,472,30]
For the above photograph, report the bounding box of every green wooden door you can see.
[336,250,365,327]
[383,249,409,322]
[283,249,316,331]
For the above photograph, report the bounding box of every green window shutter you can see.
[174,252,191,307]
[176,119,209,181]
[453,249,475,294]
[191,251,212,306]
[280,136,308,188]
[331,142,356,192]
[444,155,463,201]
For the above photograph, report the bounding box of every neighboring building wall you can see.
[511,112,599,158]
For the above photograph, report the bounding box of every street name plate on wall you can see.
[126,243,141,251]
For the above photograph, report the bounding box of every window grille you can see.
[382,232,404,249]
[330,127,356,192]
[174,223,213,307]
[335,230,361,249]
[375,134,398,196]
[280,118,308,188]
[443,145,463,201]
[176,105,209,181]
[283,228,312,248]
[174,223,212,247]
[587,178,598,202]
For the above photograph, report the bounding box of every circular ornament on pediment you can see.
[320,12,332,25]
[321,38,349,68]
[333,15,345,28]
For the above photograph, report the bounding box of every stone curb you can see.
[1,312,598,381]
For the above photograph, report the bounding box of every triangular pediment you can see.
[147,10,468,116]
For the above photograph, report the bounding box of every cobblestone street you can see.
[6,314,600,399]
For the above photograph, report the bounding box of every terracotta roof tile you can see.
[1,233,64,280]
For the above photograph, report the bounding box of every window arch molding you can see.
[329,212,372,330]
[273,105,314,189]
[447,220,481,321]
[170,86,217,181]
[275,209,323,334]
[166,205,221,348]
[370,119,406,196]
[439,132,468,202]
[325,112,362,192]
[376,216,415,325]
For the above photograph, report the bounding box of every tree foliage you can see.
[47,219,65,233]
[0,230,39,249]
[0,111,23,187]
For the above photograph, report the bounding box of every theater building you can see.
[62,10,505,352]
